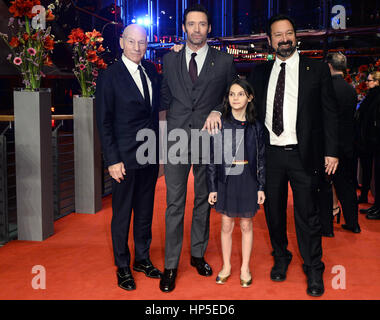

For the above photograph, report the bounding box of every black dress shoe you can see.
[322,232,334,237]
[357,194,368,204]
[303,266,325,297]
[342,224,361,233]
[190,256,213,276]
[117,267,136,291]
[360,205,378,214]
[133,259,163,279]
[307,280,325,297]
[367,208,380,220]
[270,253,292,282]
[159,268,177,293]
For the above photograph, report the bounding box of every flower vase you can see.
[13,88,54,241]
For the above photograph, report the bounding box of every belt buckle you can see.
[284,146,293,151]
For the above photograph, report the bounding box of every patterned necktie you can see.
[138,65,151,107]
[272,62,286,136]
[189,52,198,83]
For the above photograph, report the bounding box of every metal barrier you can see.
[0,124,16,244]
[0,116,113,244]
[53,120,75,220]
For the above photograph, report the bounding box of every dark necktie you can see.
[189,52,198,83]
[272,62,286,136]
[138,65,151,107]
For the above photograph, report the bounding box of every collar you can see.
[331,74,344,79]
[185,43,209,56]
[275,49,299,69]
[121,54,143,74]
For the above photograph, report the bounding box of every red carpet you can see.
[0,172,379,300]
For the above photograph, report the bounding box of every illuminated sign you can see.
[331,5,346,30]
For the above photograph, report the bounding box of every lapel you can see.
[141,60,156,110]
[261,61,275,120]
[297,56,312,117]
[118,60,146,107]
[177,48,193,101]
[194,47,216,102]
[176,46,216,103]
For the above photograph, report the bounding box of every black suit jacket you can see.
[331,74,358,158]
[95,59,160,169]
[247,56,339,173]
[355,86,380,153]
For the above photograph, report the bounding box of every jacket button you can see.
[189,124,192,128]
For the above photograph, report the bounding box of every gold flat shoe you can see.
[216,273,230,284]
[240,273,252,288]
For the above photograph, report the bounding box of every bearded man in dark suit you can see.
[247,15,339,297]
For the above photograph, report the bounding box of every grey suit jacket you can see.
[160,46,238,134]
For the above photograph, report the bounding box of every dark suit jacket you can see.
[247,56,339,173]
[160,46,238,133]
[355,86,380,153]
[331,74,358,158]
[95,59,160,169]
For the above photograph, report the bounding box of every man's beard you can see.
[187,33,206,46]
[275,40,297,58]
[184,27,207,46]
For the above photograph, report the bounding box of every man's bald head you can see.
[120,24,148,64]
[122,24,147,39]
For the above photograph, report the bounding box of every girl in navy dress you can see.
[207,78,265,287]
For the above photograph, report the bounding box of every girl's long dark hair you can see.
[222,78,256,124]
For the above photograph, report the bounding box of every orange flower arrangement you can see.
[43,35,54,51]
[67,27,86,44]
[67,28,107,97]
[0,0,58,90]
[9,0,41,19]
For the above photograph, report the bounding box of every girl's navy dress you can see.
[207,115,266,218]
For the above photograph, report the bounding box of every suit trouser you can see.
[359,154,373,195]
[164,162,211,269]
[317,178,333,234]
[332,155,359,227]
[264,145,324,269]
[375,151,380,206]
[111,164,159,268]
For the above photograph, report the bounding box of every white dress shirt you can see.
[265,50,300,145]
[185,43,209,75]
[121,54,152,105]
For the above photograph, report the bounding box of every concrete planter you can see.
[73,95,102,214]
[13,88,54,241]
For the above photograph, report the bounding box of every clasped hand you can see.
[108,162,126,183]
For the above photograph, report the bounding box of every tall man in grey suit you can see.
[159,4,237,292]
